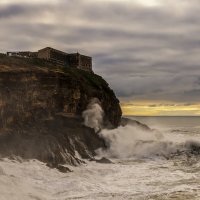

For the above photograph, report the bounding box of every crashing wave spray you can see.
[82,100,200,159]
[97,125,171,158]
[82,99,170,158]
[97,125,200,159]
[82,98,104,133]
[82,99,168,158]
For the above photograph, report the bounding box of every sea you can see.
[1,116,200,200]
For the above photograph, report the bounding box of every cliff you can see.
[0,54,122,167]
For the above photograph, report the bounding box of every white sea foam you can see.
[83,101,200,159]
[0,156,199,200]
[1,104,200,200]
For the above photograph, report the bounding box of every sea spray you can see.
[82,100,200,159]
[82,98,104,132]
[98,125,200,159]
[96,125,175,158]
[82,99,174,158]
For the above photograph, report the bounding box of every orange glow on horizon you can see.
[120,101,200,116]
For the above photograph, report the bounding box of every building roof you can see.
[38,47,68,55]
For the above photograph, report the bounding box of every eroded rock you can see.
[0,54,122,166]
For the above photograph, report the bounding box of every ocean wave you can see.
[95,124,200,160]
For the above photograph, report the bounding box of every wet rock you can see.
[96,157,113,164]
[46,163,72,173]
[185,141,200,154]
[120,117,151,131]
[56,165,73,173]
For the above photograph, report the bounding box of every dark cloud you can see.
[1,0,200,104]
[184,89,200,96]
[0,5,25,18]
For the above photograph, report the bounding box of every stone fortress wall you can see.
[7,47,93,72]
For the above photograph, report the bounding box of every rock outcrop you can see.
[0,54,122,166]
[120,117,152,131]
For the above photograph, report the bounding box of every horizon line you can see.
[123,115,200,117]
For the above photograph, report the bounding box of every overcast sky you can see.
[1,0,200,115]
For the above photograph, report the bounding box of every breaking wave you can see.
[1,99,200,199]
[97,125,200,159]
[83,99,200,160]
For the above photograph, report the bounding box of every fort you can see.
[7,47,93,72]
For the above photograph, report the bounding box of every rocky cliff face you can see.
[0,54,122,167]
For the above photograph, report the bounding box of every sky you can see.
[1,0,200,116]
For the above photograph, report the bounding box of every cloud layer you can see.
[1,0,200,113]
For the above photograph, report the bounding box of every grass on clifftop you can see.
[59,66,109,90]
[0,53,55,68]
